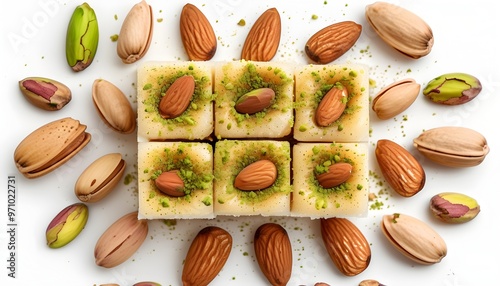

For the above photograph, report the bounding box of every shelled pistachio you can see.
[66,2,99,71]
[46,203,88,248]
[19,77,71,111]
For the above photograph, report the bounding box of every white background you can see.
[1,0,499,285]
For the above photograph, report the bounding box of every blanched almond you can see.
[234,159,277,191]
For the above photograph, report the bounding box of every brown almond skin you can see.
[159,75,195,119]
[182,226,233,286]
[305,21,362,64]
[234,159,277,191]
[316,162,353,188]
[241,8,281,61]
[320,217,371,276]
[315,84,348,127]
[154,170,185,197]
[180,3,217,61]
[254,223,292,286]
[375,139,426,197]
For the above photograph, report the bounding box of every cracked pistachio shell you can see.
[365,2,433,58]
[66,2,99,72]
[19,77,72,111]
[92,79,136,134]
[381,213,447,265]
[413,126,489,167]
[46,203,88,248]
[117,0,153,64]
[14,117,91,178]
[430,192,480,224]
[372,78,420,120]
[423,73,482,105]
[94,211,148,268]
[75,153,126,203]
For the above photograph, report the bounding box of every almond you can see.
[315,83,348,127]
[158,75,195,119]
[234,159,277,191]
[316,162,352,188]
[154,170,185,197]
[180,3,217,61]
[234,88,275,114]
[241,8,281,61]
[182,226,233,286]
[320,217,371,276]
[305,21,362,64]
[254,223,292,286]
[375,139,425,197]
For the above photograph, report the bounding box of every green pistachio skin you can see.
[430,192,480,224]
[19,77,72,111]
[423,73,481,105]
[66,2,99,72]
[46,203,88,248]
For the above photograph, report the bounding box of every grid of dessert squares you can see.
[136,60,369,219]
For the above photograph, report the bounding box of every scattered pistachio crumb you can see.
[114,14,118,20]
[110,34,119,42]
[157,18,163,23]
[237,19,246,26]
[311,14,318,20]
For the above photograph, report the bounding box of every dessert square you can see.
[214,60,294,139]
[137,61,214,141]
[292,142,369,218]
[213,140,291,216]
[137,141,214,219]
[293,64,369,142]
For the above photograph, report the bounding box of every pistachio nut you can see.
[423,73,482,105]
[75,153,126,203]
[92,79,136,134]
[133,282,161,286]
[14,117,91,178]
[19,77,72,111]
[430,192,480,224]
[66,2,99,72]
[117,0,153,64]
[413,126,489,167]
[372,78,420,120]
[381,213,447,265]
[365,2,433,59]
[94,211,148,268]
[234,88,275,114]
[46,203,88,248]
[359,280,385,286]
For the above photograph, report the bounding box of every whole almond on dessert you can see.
[180,3,217,61]
[320,217,371,276]
[234,159,277,191]
[154,170,185,197]
[159,75,195,119]
[365,2,433,59]
[381,213,447,264]
[305,21,362,64]
[375,139,425,197]
[315,83,348,127]
[234,88,275,114]
[94,211,148,268]
[182,226,232,286]
[316,162,352,188]
[241,8,281,61]
[372,78,421,120]
[254,223,292,286]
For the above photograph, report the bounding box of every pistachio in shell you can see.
[75,153,126,203]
